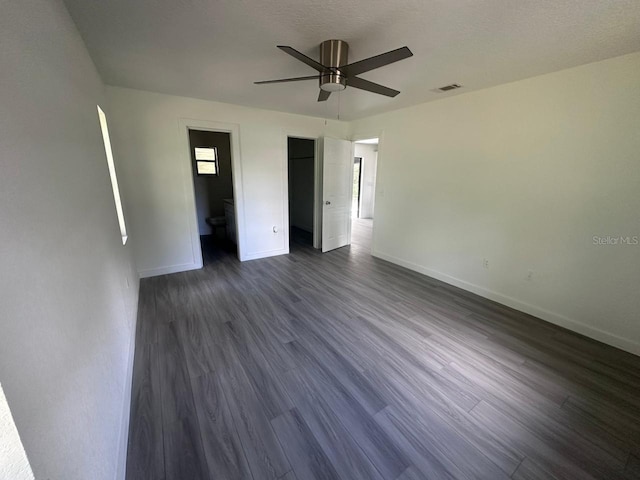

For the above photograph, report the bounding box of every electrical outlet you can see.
[526,270,534,281]
[483,258,489,269]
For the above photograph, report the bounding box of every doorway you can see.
[188,129,237,264]
[287,137,316,248]
[352,138,379,250]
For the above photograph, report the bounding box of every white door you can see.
[321,137,353,252]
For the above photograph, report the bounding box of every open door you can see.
[321,137,353,252]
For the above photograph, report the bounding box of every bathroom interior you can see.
[189,129,236,262]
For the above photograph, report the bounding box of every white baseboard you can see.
[137,247,290,276]
[138,261,202,278]
[115,282,140,480]
[372,249,640,357]
[243,248,288,261]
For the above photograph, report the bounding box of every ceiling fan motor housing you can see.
[320,40,348,92]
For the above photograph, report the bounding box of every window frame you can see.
[194,146,219,176]
[97,105,128,245]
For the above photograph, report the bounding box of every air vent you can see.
[437,83,462,92]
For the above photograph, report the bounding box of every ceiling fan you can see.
[255,40,413,102]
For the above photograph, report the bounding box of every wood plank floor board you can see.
[375,408,461,480]
[469,400,624,480]
[447,360,630,470]
[349,314,481,412]
[287,294,376,373]
[520,356,640,418]
[173,313,217,379]
[156,321,209,480]
[163,417,209,480]
[625,454,640,479]
[559,396,637,461]
[158,321,200,424]
[231,309,300,374]
[136,279,158,345]
[126,220,640,480]
[284,341,411,480]
[278,471,297,480]
[212,323,291,480]
[511,458,561,480]
[373,362,524,475]
[154,275,177,324]
[395,465,429,480]
[363,358,523,476]
[281,365,386,480]
[410,313,530,372]
[191,371,253,480]
[125,341,165,480]
[293,329,388,416]
[224,321,294,419]
[561,395,640,455]
[551,329,640,379]
[375,405,510,480]
[360,334,481,420]
[427,337,571,412]
[271,408,341,480]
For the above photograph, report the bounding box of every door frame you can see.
[353,157,363,219]
[179,118,246,264]
[283,131,321,250]
[350,130,384,254]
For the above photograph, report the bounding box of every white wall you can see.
[288,138,315,232]
[0,1,139,479]
[0,383,34,480]
[106,87,348,275]
[354,143,378,219]
[350,52,640,355]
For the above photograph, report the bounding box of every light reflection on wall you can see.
[0,383,34,480]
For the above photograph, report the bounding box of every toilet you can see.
[206,216,226,239]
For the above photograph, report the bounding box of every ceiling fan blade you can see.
[318,90,331,102]
[277,46,329,72]
[347,76,400,97]
[341,46,413,76]
[254,74,319,85]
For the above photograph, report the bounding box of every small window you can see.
[97,106,128,245]
[195,147,219,176]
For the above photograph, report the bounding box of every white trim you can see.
[372,249,640,357]
[347,140,355,246]
[283,130,321,251]
[139,262,202,279]
[314,137,323,249]
[115,287,138,480]
[243,248,290,261]
[178,118,247,264]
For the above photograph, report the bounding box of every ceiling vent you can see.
[436,83,462,92]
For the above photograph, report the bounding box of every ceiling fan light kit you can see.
[319,39,348,92]
[255,39,413,102]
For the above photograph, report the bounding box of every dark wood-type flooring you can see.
[127,219,640,479]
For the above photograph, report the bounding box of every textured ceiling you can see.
[63,0,640,120]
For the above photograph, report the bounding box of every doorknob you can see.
[325,201,331,205]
